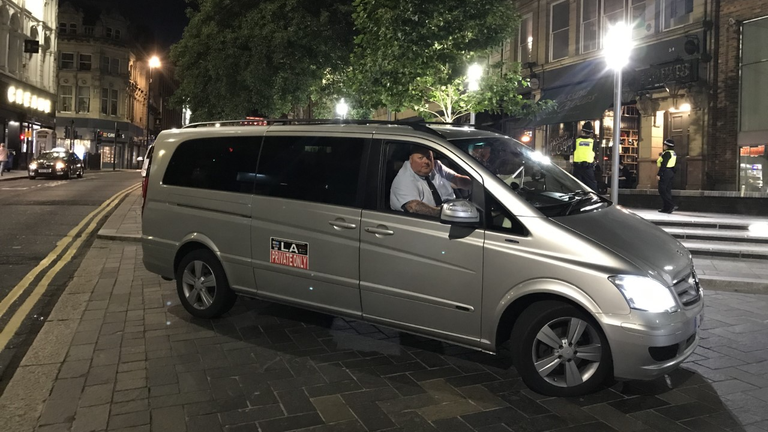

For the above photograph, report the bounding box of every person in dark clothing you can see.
[657,138,677,213]
[571,122,599,191]
[618,162,632,189]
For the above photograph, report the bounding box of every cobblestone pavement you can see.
[2,240,768,432]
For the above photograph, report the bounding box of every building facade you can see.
[56,2,152,169]
[490,0,717,191]
[710,1,768,193]
[0,0,57,170]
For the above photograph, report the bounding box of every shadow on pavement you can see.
[164,295,747,432]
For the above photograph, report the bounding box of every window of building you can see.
[101,55,109,71]
[84,26,94,36]
[518,13,534,63]
[740,17,768,135]
[603,0,625,37]
[60,52,75,69]
[631,0,655,39]
[162,138,261,193]
[550,1,570,61]
[59,85,73,112]
[69,23,77,34]
[101,88,108,115]
[111,89,119,116]
[663,0,693,30]
[59,22,67,34]
[77,86,90,113]
[79,54,91,71]
[106,27,112,38]
[110,58,120,74]
[581,0,599,53]
[254,136,366,207]
[115,30,121,40]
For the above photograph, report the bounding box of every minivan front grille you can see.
[673,270,702,307]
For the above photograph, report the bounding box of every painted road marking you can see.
[0,183,140,328]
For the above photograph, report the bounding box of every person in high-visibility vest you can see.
[657,138,678,213]
[570,122,599,190]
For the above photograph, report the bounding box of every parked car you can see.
[29,148,84,180]
[141,120,703,397]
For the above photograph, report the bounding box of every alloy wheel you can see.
[181,260,217,310]
[531,317,602,388]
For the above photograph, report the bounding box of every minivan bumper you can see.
[600,302,703,381]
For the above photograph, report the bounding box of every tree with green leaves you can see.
[171,0,355,121]
[349,0,545,122]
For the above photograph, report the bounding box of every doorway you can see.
[666,111,690,189]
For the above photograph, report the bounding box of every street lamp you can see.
[603,22,633,204]
[467,63,483,125]
[335,98,349,119]
[146,56,161,157]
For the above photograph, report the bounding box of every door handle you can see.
[329,220,357,230]
[364,226,395,236]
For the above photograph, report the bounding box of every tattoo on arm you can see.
[404,200,441,217]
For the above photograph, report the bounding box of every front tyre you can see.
[175,249,237,319]
[513,301,612,397]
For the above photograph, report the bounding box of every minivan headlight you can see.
[609,275,679,313]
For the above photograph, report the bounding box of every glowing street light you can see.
[335,98,349,119]
[146,55,162,158]
[467,63,483,125]
[603,22,633,204]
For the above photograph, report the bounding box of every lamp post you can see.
[603,22,633,204]
[335,98,349,120]
[146,56,161,157]
[467,63,483,125]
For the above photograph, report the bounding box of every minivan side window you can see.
[254,136,365,207]
[162,137,260,193]
[486,193,527,236]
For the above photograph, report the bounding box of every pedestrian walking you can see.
[0,143,8,176]
[571,122,599,191]
[657,138,677,213]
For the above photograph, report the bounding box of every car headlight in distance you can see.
[55,162,65,169]
[609,275,679,313]
[29,163,37,170]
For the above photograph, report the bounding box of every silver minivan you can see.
[141,121,703,397]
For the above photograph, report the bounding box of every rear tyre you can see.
[175,249,237,319]
[512,300,612,397]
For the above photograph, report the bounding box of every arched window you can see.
[8,13,21,74]
[0,7,10,70]
[28,26,40,84]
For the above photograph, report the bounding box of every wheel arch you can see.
[173,234,221,276]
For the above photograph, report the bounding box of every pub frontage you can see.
[0,75,56,171]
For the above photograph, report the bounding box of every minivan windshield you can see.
[450,136,610,217]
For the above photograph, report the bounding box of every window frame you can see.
[581,0,599,54]
[69,23,77,34]
[79,53,91,71]
[110,58,120,75]
[77,86,90,113]
[518,13,534,63]
[110,89,118,116]
[59,85,74,113]
[60,52,75,69]
[59,22,67,34]
[106,27,112,38]
[662,0,694,31]
[101,88,108,115]
[550,0,571,62]
[101,55,110,72]
[602,0,626,45]
[253,133,371,209]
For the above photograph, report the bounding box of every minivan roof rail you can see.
[180,118,489,138]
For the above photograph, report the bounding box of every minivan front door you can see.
[249,134,369,317]
[359,140,484,346]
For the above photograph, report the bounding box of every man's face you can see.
[471,146,490,161]
[410,150,434,177]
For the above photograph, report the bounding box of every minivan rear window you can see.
[162,137,260,193]
[254,136,365,207]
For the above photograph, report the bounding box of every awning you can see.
[516,76,614,128]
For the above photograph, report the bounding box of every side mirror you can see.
[137,156,144,162]
[440,199,480,226]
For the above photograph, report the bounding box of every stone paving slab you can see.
[96,190,142,242]
[1,240,768,431]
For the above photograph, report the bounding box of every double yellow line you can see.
[0,183,141,352]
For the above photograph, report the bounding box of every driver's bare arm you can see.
[404,200,441,217]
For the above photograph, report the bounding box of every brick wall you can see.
[709,0,768,190]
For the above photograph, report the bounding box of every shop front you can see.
[0,77,55,171]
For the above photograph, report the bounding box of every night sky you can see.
[119,0,190,51]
